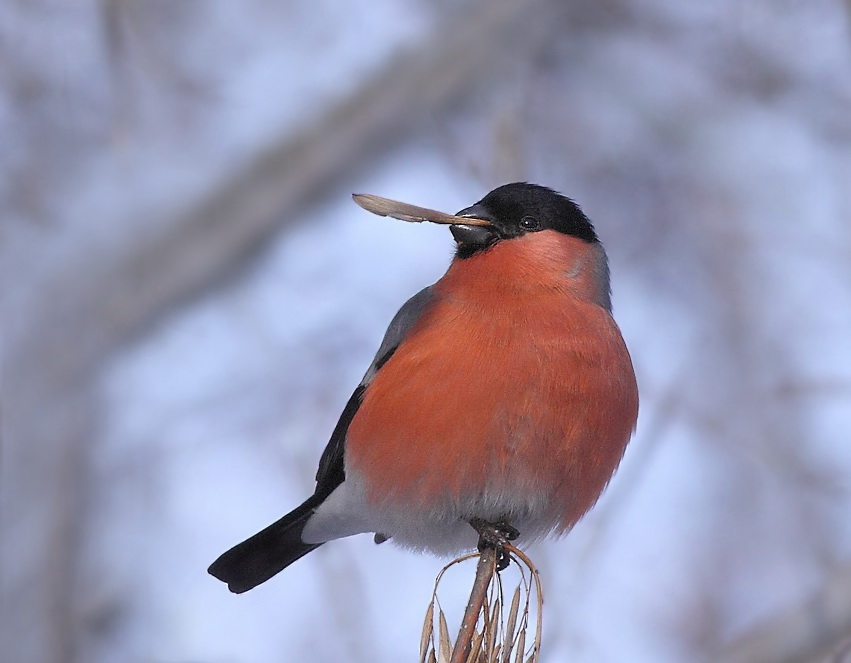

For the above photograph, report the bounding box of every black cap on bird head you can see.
[451,183,598,259]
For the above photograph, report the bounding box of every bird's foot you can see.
[470,518,519,571]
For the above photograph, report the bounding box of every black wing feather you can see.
[314,384,365,491]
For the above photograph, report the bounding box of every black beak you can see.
[450,203,498,250]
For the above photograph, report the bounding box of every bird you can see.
[208,182,639,593]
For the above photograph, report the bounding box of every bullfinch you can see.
[208,182,638,593]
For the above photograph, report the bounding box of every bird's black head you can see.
[451,183,598,259]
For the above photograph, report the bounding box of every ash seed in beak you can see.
[352,193,492,226]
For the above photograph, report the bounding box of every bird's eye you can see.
[520,216,540,231]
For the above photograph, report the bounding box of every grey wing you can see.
[361,286,435,384]
[313,286,435,492]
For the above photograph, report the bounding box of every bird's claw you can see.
[470,518,519,571]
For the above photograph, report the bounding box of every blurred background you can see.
[2,1,851,662]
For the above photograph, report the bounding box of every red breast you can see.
[346,230,638,532]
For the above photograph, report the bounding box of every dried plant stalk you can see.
[452,547,498,663]
[421,545,544,663]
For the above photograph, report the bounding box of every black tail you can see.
[208,495,324,593]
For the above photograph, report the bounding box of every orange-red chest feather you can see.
[346,231,638,532]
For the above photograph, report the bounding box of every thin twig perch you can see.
[421,543,543,663]
[450,547,498,663]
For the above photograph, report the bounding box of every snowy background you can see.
[3,1,851,662]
